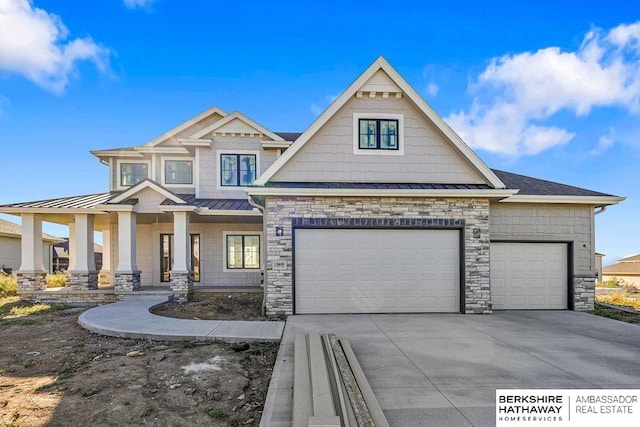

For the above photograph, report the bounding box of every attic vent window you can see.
[359,119,399,150]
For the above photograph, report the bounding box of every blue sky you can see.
[0,0,639,266]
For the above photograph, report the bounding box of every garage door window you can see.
[226,235,260,269]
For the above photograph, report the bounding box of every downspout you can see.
[247,194,267,316]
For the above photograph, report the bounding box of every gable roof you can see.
[188,111,285,141]
[254,57,505,189]
[603,258,640,275]
[107,179,185,204]
[145,106,228,147]
[0,218,62,242]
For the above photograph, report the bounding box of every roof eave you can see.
[498,195,626,205]
[245,187,518,199]
[0,207,108,214]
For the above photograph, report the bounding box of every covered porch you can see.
[0,183,264,304]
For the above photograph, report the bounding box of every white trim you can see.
[195,148,201,198]
[136,146,190,154]
[498,195,626,205]
[245,186,518,199]
[261,140,293,149]
[216,149,261,191]
[188,111,285,142]
[145,106,228,147]
[178,138,213,146]
[116,159,151,190]
[91,149,144,158]
[254,57,505,188]
[196,209,262,216]
[353,113,404,156]
[109,180,185,204]
[222,231,263,272]
[159,205,197,212]
[0,207,108,214]
[161,156,196,189]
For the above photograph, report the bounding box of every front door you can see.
[160,234,200,282]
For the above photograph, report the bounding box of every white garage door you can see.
[491,242,568,310]
[294,228,460,314]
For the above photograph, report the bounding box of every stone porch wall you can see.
[264,196,490,316]
[574,274,596,311]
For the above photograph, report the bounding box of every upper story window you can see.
[220,154,257,187]
[359,119,399,150]
[165,160,193,185]
[353,113,404,156]
[120,163,148,186]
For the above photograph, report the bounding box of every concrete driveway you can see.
[261,311,640,426]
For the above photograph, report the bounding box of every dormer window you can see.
[353,113,404,156]
[220,153,257,187]
[120,163,148,186]
[359,119,399,150]
[165,160,193,185]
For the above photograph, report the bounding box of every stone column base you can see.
[17,271,47,293]
[69,270,99,290]
[114,271,141,292]
[170,271,193,303]
[574,274,596,311]
[98,270,111,286]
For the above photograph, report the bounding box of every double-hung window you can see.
[165,160,193,185]
[220,154,257,187]
[359,118,399,150]
[120,163,148,186]
[226,235,260,269]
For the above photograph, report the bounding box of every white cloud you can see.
[426,82,439,97]
[0,0,110,93]
[310,94,339,116]
[589,134,615,156]
[123,0,156,9]
[446,21,640,157]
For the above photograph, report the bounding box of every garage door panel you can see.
[295,228,459,314]
[491,242,567,310]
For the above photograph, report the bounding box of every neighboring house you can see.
[595,252,604,283]
[0,218,62,274]
[602,254,640,287]
[52,239,103,272]
[0,57,624,314]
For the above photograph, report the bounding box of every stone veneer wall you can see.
[16,272,47,292]
[70,271,99,290]
[170,271,194,303]
[574,274,596,311]
[264,196,490,316]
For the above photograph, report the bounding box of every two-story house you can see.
[0,57,624,315]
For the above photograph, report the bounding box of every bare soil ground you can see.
[152,293,266,321]
[0,297,278,427]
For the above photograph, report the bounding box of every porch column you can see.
[114,210,140,292]
[69,214,98,290]
[67,221,76,271]
[170,211,193,302]
[98,228,112,285]
[17,214,47,292]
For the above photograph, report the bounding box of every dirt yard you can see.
[0,296,279,427]
[152,293,266,321]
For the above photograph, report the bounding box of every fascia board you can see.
[498,195,626,205]
[0,207,108,214]
[187,111,284,141]
[245,187,518,199]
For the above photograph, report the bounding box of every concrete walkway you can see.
[78,295,285,342]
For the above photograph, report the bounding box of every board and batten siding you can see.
[134,223,262,287]
[270,96,485,184]
[489,203,595,274]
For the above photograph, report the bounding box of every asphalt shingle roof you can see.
[0,218,60,241]
[491,169,615,197]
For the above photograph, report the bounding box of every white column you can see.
[19,214,45,272]
[68,221,76,271]
[71,214,96,272]
[101,228,111,273]
[116,211,138,272]
[172,211,191,272]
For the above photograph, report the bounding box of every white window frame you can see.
[116,159,151,190]
[161,156,196,188]
[216,150,261,190]
[353,112,405,156]
[222,231,263,272]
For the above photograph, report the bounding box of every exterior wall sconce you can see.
[473,228,481,239]
[276,226,284,236]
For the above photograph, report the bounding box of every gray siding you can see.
[271,96,485,184]
[197,137,278,199]
[0,236,53,273]
[136,222,262,287]
[490,203,594,274]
